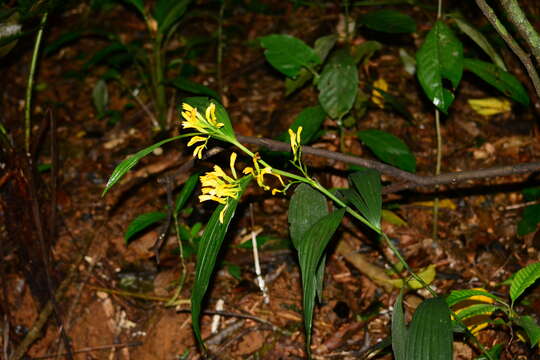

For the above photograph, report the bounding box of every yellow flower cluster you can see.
[181,103,224,159]
[243,153,285,195]
[199,153,241,223]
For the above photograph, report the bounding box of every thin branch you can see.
[475,0,540,99]
[32,342,142,359]
[236,135,540,192]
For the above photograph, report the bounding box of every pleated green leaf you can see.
[416,20,463,113]
[515,315,540,347]
[392,290,407,360]
[191,176,251,347]
[510,261,540,305]
[298,208,345,355]
[446,289,504,307]
[405,297,453,360]
[454,303,498,321]
[344,169,382,231]
[288,184,329,248]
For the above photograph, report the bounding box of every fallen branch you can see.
[236,135,540,193]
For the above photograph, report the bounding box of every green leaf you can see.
[464,58,529,106]
[359,10,416,34]
[314,34,338,63]
[125,211,167,244]
[382,209,408,227]
[298,208,345,354]
[515,315,540,347]
[358,130,416,172]
[156,0,191,35]
[123,0,146,17]
[92,79,108,117]
[405,297,453,360]
[517,204,540,236]
[523,187,540,201]
[44,30,83,56]
[475,344,503,360]
[416,20,463,113]
[392,290,407,360]
[169,76,220,100]
[317,50,358,119]
[285,69,313,96]
[259,34,321,78]
[510,261,540,305]
[174,172,200,215]
[454,303,498,321]
[277,105,326,145]
[351,41,382,65]
[288,183,329,248]
[103,135,185,195]
[191,176,251,346]
[182,97,236,141]
[446,289,504,307]
[342,169,382,231]
[226,263,242,281]
[450,14,507,71]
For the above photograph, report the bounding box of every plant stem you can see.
[217,0,226,98]
[433,109,442,239]
[25,11,48,154]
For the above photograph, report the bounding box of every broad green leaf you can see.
[285,69,313,95]
[518,204,540,236]
[358,129,416,172]
[156,0,191,35]
[342,169,382,231]
[405,297,453,360]
[510,261,540,305]
[515,315,540,347]
[475,344,503,360]
[351,40,382,65]
[191,176,251,346]
[277,105,327,145]
[298,208,345,354]
[454,303,498,321]
[123,0,145,17]
[259,34,321,78]
[416,20,463,113]
[359,10,416,34]
[182,97,236,140]
[174,172,200,215]
[464,58,529,106]
[450,14,507,71]
[317,50,358,119]
[314,34,338,63]
[226,263,242,281]
[125,211,167,244]
[169,76,220,100]
[392,290,407,360]
[92,79,108,117]
[288,183,328,248]
[446,289,504,307]
[103,135,185,195]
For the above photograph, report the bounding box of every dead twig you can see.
[236,135,540,192]
[32,341,142,359]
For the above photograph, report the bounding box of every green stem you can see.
[25,11,48,154]
[433,109,442,239]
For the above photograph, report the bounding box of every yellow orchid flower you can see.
[199,153,241,223]
[243,153,285,193]
[181,102,227,159]
[288,126,303,163]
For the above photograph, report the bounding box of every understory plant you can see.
[103,97,540,359]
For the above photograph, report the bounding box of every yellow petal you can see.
[182,103,195,112]
[187,136,207,147]
[230,152,238,179]
[206,103,217,125]
[219,204,228,223]
[193,144,205,159]
[297,126,303,145]
[243,167,254,175]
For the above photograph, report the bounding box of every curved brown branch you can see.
[236,135,540,193]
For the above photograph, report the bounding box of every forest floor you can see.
[2,1,540,359]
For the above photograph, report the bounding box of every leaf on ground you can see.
[468,98,511,116]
